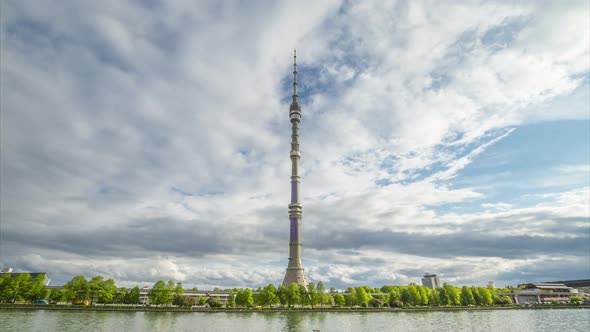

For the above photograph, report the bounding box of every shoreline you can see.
[2,305,589,313]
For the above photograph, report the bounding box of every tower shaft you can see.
[282,50,307,287]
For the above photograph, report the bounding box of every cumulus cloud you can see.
[1,0,588,288]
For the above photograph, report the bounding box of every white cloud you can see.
[1,0,588,287]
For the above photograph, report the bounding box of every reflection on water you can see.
[2,309,589,332]
[283,312,304,332]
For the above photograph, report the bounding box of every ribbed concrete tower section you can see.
[282,50,307,288]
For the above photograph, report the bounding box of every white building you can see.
[138,288,231,306]
[512,283,579,304]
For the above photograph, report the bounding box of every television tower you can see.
[282,50,307,287]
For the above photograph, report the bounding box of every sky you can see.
[1,0,589,289]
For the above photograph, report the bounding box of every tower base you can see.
[282,267,307,287]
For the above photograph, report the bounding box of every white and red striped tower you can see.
[282,50,307,287]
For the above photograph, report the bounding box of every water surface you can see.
[2,309,589,331]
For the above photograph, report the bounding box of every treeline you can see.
[0,274,142,304]
[57,275,142,304]
[146,280,207,306]
[1,273,518,308]
[226,282,332,308]
[177,282,514,308]
[379,284,513,307]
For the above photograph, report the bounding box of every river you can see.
[2,308,589,331]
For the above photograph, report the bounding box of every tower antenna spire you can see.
[292,49,298,105]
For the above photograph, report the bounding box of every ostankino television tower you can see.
[282,50,307,287]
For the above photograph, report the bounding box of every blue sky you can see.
[1,0,588,289]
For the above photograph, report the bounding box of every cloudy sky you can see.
[1,0,588,289]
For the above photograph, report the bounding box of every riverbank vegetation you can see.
[0,273,585,309]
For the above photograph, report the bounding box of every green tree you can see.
[478,287,493,306]
[97,279,117,304]
[286,283,300,307]
[418,286,429,306]
[389,298,403,308]
[429,288,440,306]
[471,287,482,305]
[165,280,175,304]
[87,276,104,304]
[570,296,583,305]
[307,282,316,308]
[387,287,401,303]
[277,285,288,307]
[126,286,140,304]
[63,275,89,303]
[48,289,65,304]
[0,274,12,302]
[226,292,236,308]
[207,296,222,308]
[444,284,461,305]
[322,293,333,306]
[114,288,127,304]
[437,287,449,305]
[334,294,345,306]
[26,274,49,301]
[175,282,184,297]
[198,296,207,305]
[5,273,32,303]
[369,298,383,307]
[401,285,420,306]
[460,286,475,306]
[345,287,357,306]
[148,280,167,305]
[173,295,196,307]
[299,285,309,306]
[254,287,263,306]
[317,282,326,307]
[355,287,372,307]
[493,294,513,305]
[236,288,254,307]
[261,284,278,307]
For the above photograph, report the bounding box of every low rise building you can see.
[543,279,590,294]
[138,288,231,306]
[512,283,579,304]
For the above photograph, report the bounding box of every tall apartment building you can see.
[421,273,441,289]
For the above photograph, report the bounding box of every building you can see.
[0,270,51,286]
[511,283,580,304]
[138,288,233,306]
[282,50,307,287]
[487,281,495,289]
[421,273,440,289]
[543,279,590,294]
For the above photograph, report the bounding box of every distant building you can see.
[421,273,441,289]
[511,283,580,304]
[487,281,495,289]
[138,289,232,306]
[0,270,51,286]
[542,279,590,294]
